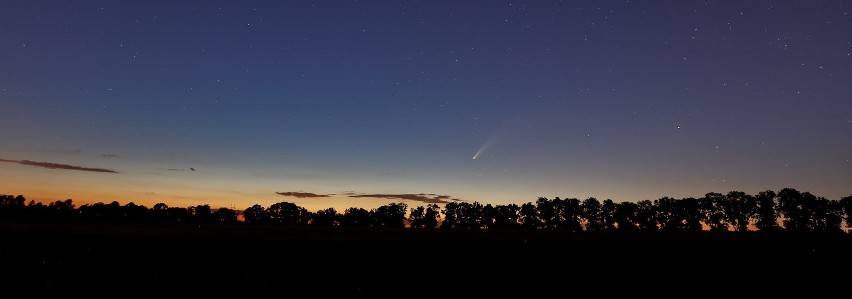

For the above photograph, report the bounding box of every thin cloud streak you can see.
[274,191,461,203]
[348,193,460,204]
[0,158,118,173]
[276,191,332,198]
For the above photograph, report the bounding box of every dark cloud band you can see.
[348,193,459,204]
[0,158,118,173]
[276,191,331,198]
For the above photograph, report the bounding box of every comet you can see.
[472,147,484,160]
[472,136,495,160]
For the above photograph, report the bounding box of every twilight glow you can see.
[1,1,850,211]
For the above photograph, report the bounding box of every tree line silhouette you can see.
[2,188,852,232]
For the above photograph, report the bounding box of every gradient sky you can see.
[1,1,851,211]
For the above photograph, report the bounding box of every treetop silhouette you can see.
[2,188,852,232]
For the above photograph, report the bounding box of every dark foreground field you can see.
[1,222,850,295]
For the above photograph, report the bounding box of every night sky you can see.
[1,1,850,211]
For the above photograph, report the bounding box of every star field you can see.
[0,1,850,210]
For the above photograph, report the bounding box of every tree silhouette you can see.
[825,197,844,233]
[151,203,170,223]
[0,194,25,207]
[409,206,427,228]
[754,190,779,231]
[243,204,268,225]
[101,201,123,222]
[267,202,310,225]
[811,197,842,233]
[166,207,192,223]
[536,197,582,232]
[721,191,756,232]
[371,203,407,228]
[341,207,372,227]
[536,197,558,230]
[777,188,809,232]
[775,188,840,232]
[441,202,461,229]
[480,204,496,229]
[519,202,540,229]
[614,202,638,231]
[634,200,658,231]
[423,204,441,229]
[48,199,76,221]
[311,208,338,227]
[441,202,486,229]
[191,205,213,224]
[213,208,238,224]
[701,193,728,231]
[409,204,440,229]
[655,197,683,231]
[562,198,583,232]
[492,204,520,229]
[0,195,26,220]
[26,199,48,221]
[461,202,485,229]
[3,188,852,234]
[78,203,102,222]
[841,195,852,232]
[123,202,149,223]
[582,197,604,232]
[78,201,128,222]
[600,199,617,230]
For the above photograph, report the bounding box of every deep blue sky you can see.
[1,1,850,210]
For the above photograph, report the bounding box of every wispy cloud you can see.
[276,191,332,198]
[271,190,461,203]
[348,193,460,204]
[0,158,118,173]
[102,154,118,158]
[166,168,196,172]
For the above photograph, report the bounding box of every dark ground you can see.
[1,222,849,296]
